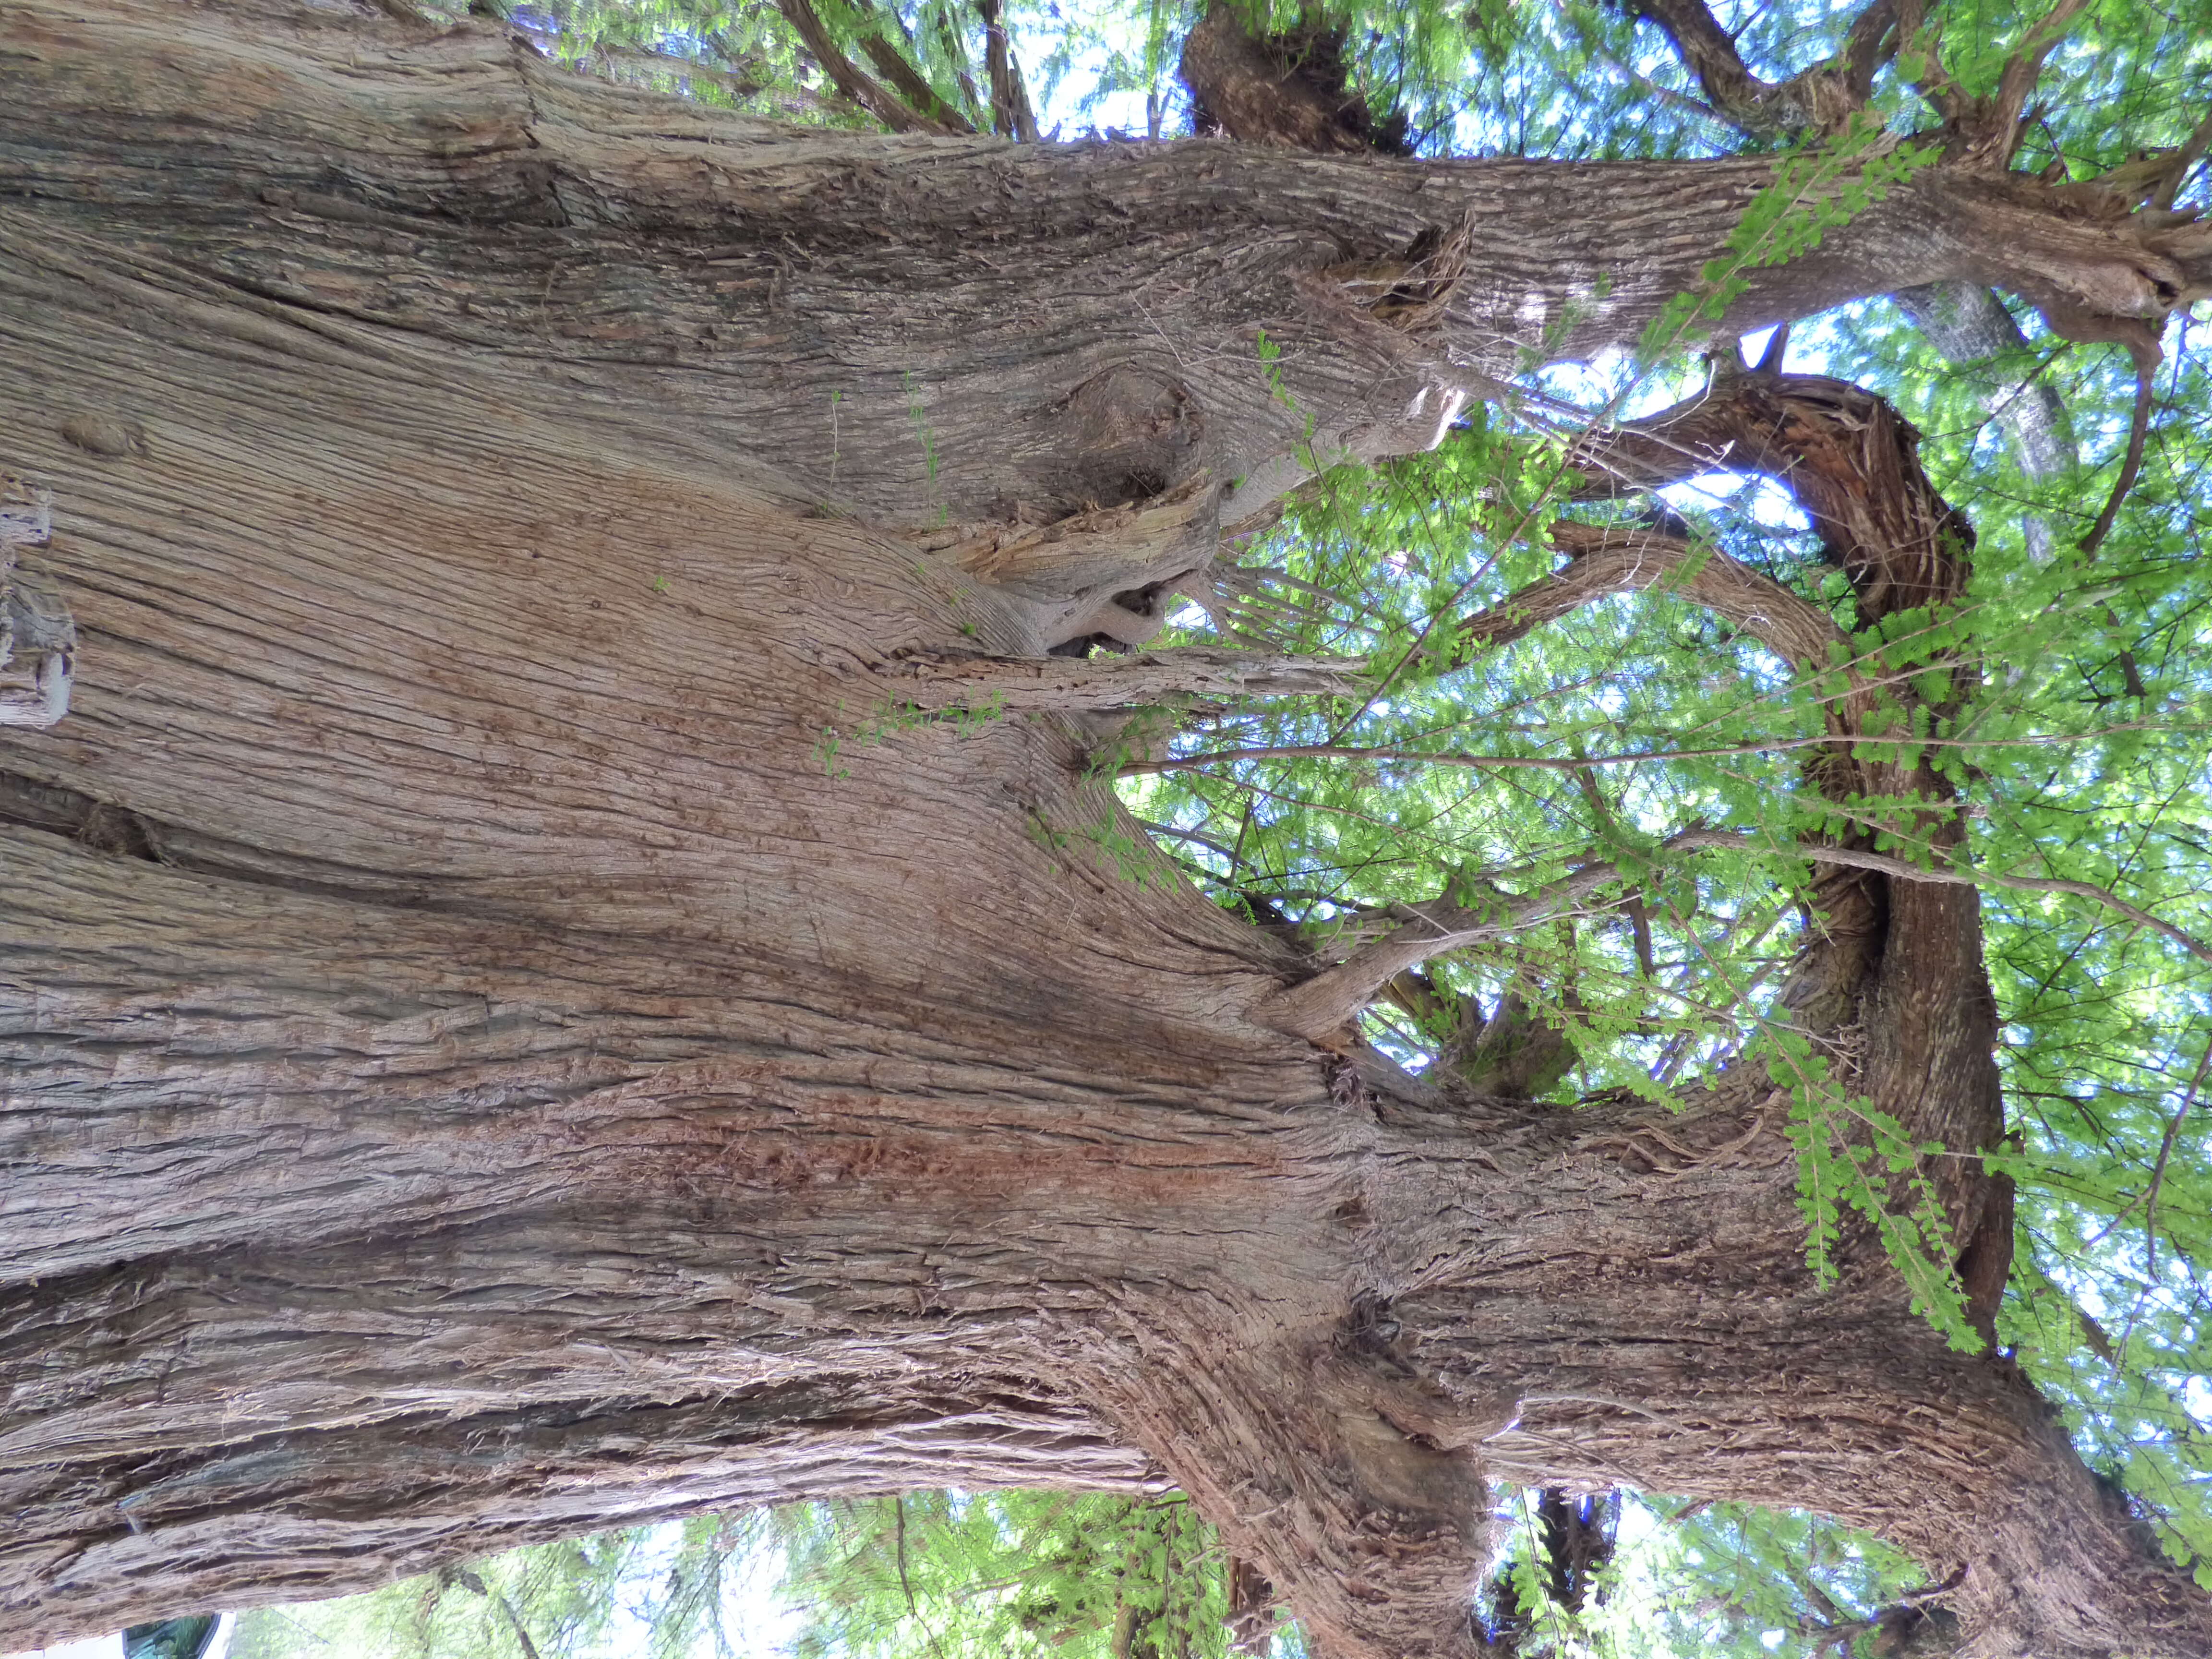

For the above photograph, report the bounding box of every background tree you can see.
[1,1,2209,1657]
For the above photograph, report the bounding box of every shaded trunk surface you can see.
[2,5,2208,1657]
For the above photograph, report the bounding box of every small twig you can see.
[1673,828,2212,968]
[895,1494,918,1614]
[1125,718,2195,776]
[2078,341,2159,557]
[2150,103,2212,211]
[2139,1030,2212,1293]
[493,1592,544,1659]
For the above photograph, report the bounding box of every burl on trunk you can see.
[1,3,2206,1655]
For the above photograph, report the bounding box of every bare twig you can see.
[1252,821,2212,1039]
[1253,832,1712,1038]
[575,42,770,99]
[2078,343,2159,556]
[1671,828,2212,967]
[2149,103,2212,211]
[895,1494,918,1613]
[2140,1030,2212,1286]
[1121,718,2195,778]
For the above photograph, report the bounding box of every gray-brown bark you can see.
[1622,0,1900,138]
[1178,7,1411,155]
[2,4,2209,1657]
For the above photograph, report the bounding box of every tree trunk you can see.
[2,4,2208,1656]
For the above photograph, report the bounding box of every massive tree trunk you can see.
[3,3,2208,1656]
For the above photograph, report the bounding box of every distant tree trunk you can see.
[2,4,2208,1657]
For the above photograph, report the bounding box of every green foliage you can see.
[233,1496,1248,1659]
[1766,1023,1981,1350]
[229,1515,772,1659]
[904,372,944,517]
[776,1492,1236,1659]
[1599,1495,1926,1658]
[1638,118,1939,361]
[227,1489,1946,1659]
[818,693,1010,776]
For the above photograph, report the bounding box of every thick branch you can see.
[870,646,1367,710]
[1973,0,2092,171]
[1404,1266,2212,1659]
[841,0,978,134]
[1622,0,1771,127]
[773,0,968,134]
[975,0,1038,142]
[0,1250,1161,1641]
[1623,0,1893,137]
[8,0,2205,541]
[1893,282,2076,505]
[1102,1334,1507,1659]
[1458,520,1854,673]
[1253,834,1711,1041]
[1570,370,1974,623]
[1177,7,1407,155]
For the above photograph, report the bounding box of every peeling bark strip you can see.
[0,476,72,726]
[871,646,1366,709]
[1,3,2210,1656]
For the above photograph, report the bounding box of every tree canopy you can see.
[226,1487,1948,1656]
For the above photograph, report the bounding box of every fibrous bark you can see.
[1178,7,1412,155]
[1,4,2208,1657]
